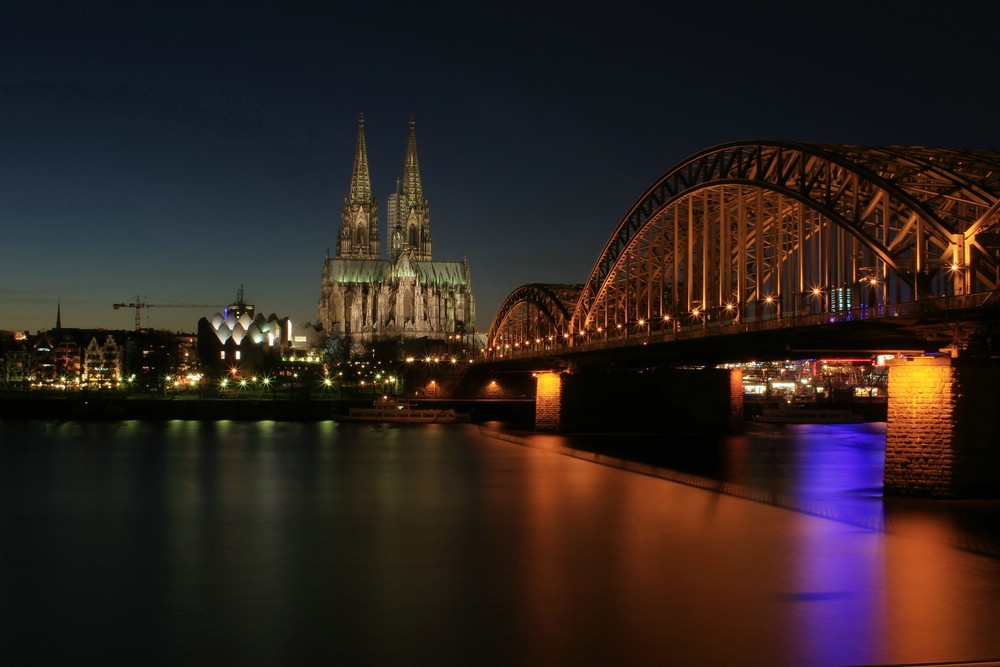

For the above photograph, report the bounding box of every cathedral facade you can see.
[317,117,475,344]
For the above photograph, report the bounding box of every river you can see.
[1,419,998,666]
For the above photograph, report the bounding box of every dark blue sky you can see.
[3,1,999,334]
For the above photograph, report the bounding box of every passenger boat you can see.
[753,406,862,424]
[336,396,469,424]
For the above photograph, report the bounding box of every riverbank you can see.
[0,394,536,423]
[0,394,340,421]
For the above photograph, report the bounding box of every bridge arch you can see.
[572,141,1000,337]
[487,283,581,357]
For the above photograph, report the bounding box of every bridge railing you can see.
[488,291,999,360]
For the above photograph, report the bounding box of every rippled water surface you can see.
[1,419,999,666]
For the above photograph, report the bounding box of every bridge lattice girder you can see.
[487,283,581,354]
[572,141,1000,334]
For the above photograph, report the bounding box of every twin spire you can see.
[337,115,430,262]
[347,114,373,206]
[401,116,424,209]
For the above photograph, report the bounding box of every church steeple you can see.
[390,116,431,261]
[337,114,380,259]
[348,114,373,204]
[401,116,424,207]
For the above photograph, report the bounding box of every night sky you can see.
[3,1,999,334]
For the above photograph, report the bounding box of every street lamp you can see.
[724,302,737,323]
[762,295,777,319]
[809,287,826,315]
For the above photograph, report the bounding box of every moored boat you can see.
[336,396,469,424]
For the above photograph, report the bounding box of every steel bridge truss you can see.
[488,142,1000,356]
[487,283,581,355]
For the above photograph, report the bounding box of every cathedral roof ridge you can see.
[410,260,470,286]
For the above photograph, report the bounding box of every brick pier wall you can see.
[728,368,744,431]
[886,356,1000,498]
[534,372,562,432]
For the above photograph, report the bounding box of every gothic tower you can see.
[389,117,432,261]
[319,116,474,344]
[337,114,379,259]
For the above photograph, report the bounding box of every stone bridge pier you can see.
[533,367,744,434]
[531,357,1000,498]
[885,355,1000,498]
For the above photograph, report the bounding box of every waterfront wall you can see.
[885,356,1000,497]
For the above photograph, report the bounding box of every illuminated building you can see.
[317,116,476,347]
[197,291,290,378]
[0,332,31,389]
[82,334,122,388]
[2,306,202,392]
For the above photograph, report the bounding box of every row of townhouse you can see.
[0,329,199,391]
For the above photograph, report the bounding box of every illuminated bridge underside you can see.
[489,142,1000,358]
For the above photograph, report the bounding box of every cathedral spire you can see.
[337,114,379,259]
[393,116,431,261]
[348,113,373,204]
[56,299,62,330]
[401,116,424,206]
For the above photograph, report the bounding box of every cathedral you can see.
[317,116,475,344]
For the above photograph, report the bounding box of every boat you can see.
[336,396,469,424]
[752,406,863,424]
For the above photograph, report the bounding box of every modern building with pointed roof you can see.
[318,117,475,345]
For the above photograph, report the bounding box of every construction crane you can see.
[112,296,219,331]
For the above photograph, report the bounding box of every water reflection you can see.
[505,422,1000,665]
[1,419,999,666]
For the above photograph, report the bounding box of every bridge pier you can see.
[534,367,743,433]
[885,356,1000,498]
